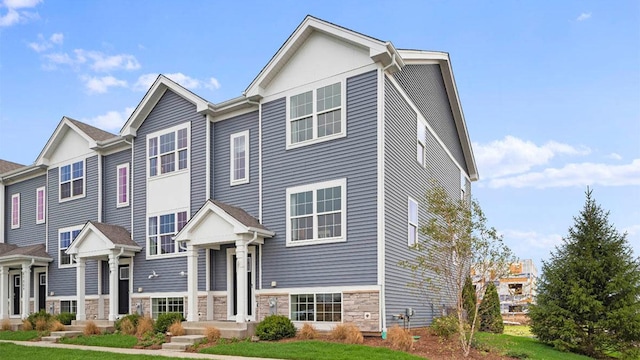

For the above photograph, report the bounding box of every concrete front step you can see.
[161,335,206,351]
[41,336,61,342]
[50,330,82,338]
[68,320,115,333]
[161,342,190,351]
[181,321,254,338]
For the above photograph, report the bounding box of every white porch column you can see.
[76,257,86,321]
[0,266,7,319]
[235,240,247,323]
[108,253,119,321]
[186,244,199,322]
[21,263,31,319]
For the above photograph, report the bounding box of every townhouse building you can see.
[0,16,477,334]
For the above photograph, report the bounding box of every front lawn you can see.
[0,330,40,341]
[0,342,187,360]
[475,332,594,360]
[59,333,138,348]
[199,340,424,360]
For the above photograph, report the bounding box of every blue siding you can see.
[102,150,131,230]
[4,175,46,246]
[261,70,379,288]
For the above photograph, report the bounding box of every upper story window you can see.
[117,163,130,207]
[230,130,249,186]
[148,211,188,256]
[148,125,189,177]
[60,160,85,201]
[59,226,82,267]
[287,81,345,149]
[286,178,346,246]
[36,187,46,224]
[417,120,426,166]
[11,193,20,229]
[408,198,418,247]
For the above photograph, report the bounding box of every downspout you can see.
[97,154,103,222]
[0,180,4,243]
[123,137,134,233]
[247,100,262,223]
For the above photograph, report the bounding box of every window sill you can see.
[58,264,77,269]
[147,168,189,181]
[230,178,249,187]
[59,194,86,203]
[286,132,346,151]
[286,237,346,247]
[146,252,187,260]
[116,202,130,208]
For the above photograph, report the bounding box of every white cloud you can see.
[501,229,563,251]
[608,153,622,160]
[82,107,135,132]
[473,136,590,179]
[486,159,640,189]
[82,75,128,94]
[134,72,221,92]
[50,33,64,44]
[0,0,41,27]
[577,12,592,21]
[28,33,64,53]
[46,50,141,72]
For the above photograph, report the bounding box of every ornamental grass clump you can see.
[167,320,185,336]
[204,326,221,342]
[136,316,154,337]
[83,320,101,335]
[298,323,318,339]
[1,319,12,331]
[21,319,33,331]
[387,325,413,352]
[50,320,65,331]
[330,323,363,344]
[119,318,136,335]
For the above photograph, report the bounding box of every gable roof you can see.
[0,244,52,262]
[0,159,24,174]
[66,221,141,257]
[67,118,116,142]
[211,200,271,232]
[88,221,139,247]
[244,15,404,98]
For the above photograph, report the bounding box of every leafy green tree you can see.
[399,182,515,357]
[529,189,640,359]
[478,282,503,333]
[462,276,477,327]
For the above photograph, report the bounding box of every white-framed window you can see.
[147,124,189,177]
[408,197,418,247]
[148,211,188,256]
[286,178,346,246]
[60,300,77,314]
[286,80,345,149]
[59,226,82,267]
[152,297,184,319]
[36,187,46,224]
[290,293,342,322]
[230,130,249,185]
[417,119,426,166]
[11,193,20,229]
[59,160,85,201]
[116,163,130,207]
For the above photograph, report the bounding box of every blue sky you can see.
[1,1,638,271]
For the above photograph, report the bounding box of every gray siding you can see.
[102,149,131,230]
[131,90,208,293]
[261,70,379,288]
[393,65,468,175]
[47,156,100,296]
[4,175,46,246]
[384,77,460,328]
[212,111,259,217]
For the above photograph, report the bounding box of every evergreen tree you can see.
[529,189,640,358]
[478,282,503,333]
[462,276,477,327]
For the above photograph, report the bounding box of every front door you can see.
[11,274,20,316]
[38,273,46,311]
[227,246,256,321]
[118,265,129,315]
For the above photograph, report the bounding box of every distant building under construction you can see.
[472,259,538,315]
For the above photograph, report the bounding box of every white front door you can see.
[226,246,256,321]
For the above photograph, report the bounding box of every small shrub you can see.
[27,310,52,328]
[154,312,184,334]
[115,314,140,332]
[136,316,155,337]
[1,319,12,331]
[56,312,76,326]
[479,282,504,334]
[167,320,185,336]
[505,349,531,359]
[21,319,33,331]
[431,314,458,339]
[387,325,413,351]
[119,318,136,335]
[255,315,296,341]
[204,326,221,342]
[138,331,166,347]
[35,318,49,332]
[330,323,363,344]
[83,320,101,335]
[298,323,318,339]
[50,320,65,331]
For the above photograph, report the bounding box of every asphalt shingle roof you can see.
[89,221,139,247]
[0,159,25,174]
[67,118,117,142]
[212,200,270,231]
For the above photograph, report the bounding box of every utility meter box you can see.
[405,307,415,317]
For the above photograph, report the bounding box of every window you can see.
[230,130,249,185]
[291,293,342,322]
[11,194,20,229]
[148,211,188,256]
[152,297,184,319]
[36,187,46,224]
[508,283,523,295]
[417,120,426,166]
[60,161,84,200]
[287,81,345,148]
[59,227,81,267]
[408,198,418,246]
[286,178,346,246]
[61,300,77,314]
[148,126,189,177]
[116,163,130,207]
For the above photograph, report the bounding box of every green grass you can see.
[59,333,138,348]
[475,332,595,360]
[0,330,41,341]
[503,324,533,337]
[0,342,188,360]
[200,340,424,360]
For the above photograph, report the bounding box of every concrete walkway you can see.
[0,340,280,360]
